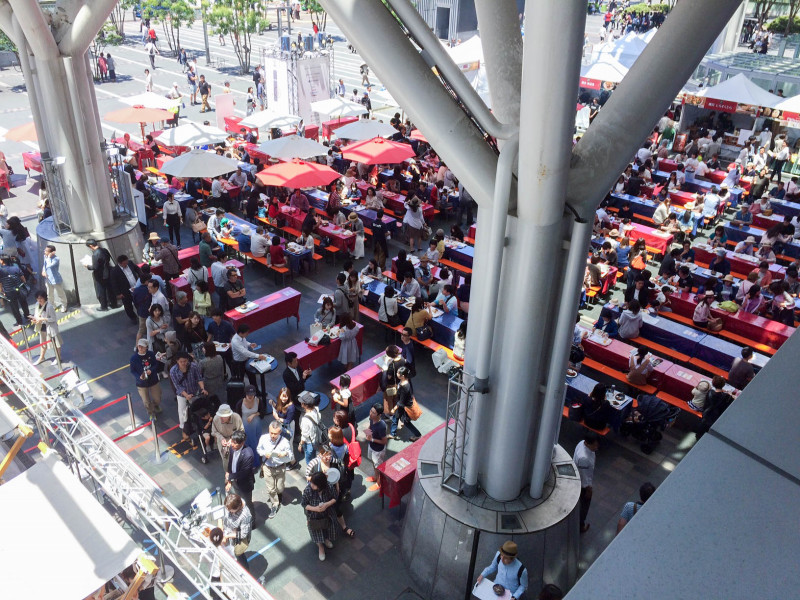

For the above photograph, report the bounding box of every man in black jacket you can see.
[85,239,116,311]
[225,430,257,526]
[110,254,142,323]
[283,351,312,437]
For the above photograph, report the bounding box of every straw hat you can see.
[705,290,715,297]
[499,541,518,557]
[608,228,620,238]
[745,236,756,244]
[723,274,734,282]
[240,225,251,235]
[148,232,160,242]
[348,212,359,221]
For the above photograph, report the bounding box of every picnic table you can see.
[766,197,800,219]
[377,422,446,509]
[724,224,800,258]
[329,351,385,407]
[321,115,359,139]
[224,287,301,332]
[168,259,244,302]
[694,334,769,372]
[693,244,784,280]
[22,151,42,174]
[619,221,673,254]
[284,323,364,372]
[140,245,200,278]
[443,242,474,268]
[565,372,633,431]
[640,312,707,355]
[307,188,399,230]
[380,189,435,220]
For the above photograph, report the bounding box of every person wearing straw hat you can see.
[143,231,161,263]
[346,212,365,259]
[476,541,529,600]
[734,235,757,256]
[212,403,244,463]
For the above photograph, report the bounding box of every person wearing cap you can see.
[257,420,293,519]
[212,402,244,462]
[130,338,163,415]
[708,247,731,277]
[236,385,266,467]
[477,541,529,600]
[734,235,757,256]
[233,224,252,254]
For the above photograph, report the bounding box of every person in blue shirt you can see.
[431,284,457,313]
[236,224,252,254]
[731,201,753,227]
[476,541,528,600]
[593,307,619,337]
[678,239,695,263]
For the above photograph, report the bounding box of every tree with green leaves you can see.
[89,22,122,80]
[109,0,139,37]
[141,0,195,55]
[203,0,269,75]
[304,1,328,32]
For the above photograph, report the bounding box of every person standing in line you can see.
[616,481,656,534]
[111,254,142,325]
[222,493,252,571]
[364,402,387,492]
[573,433,600,534]
[257,420,293,520]
[130,338,163,416]
[30,290,62,365]
[41,245,67,311]
[106,53,116,81]
[0,255,29,326]
[225,430,258,528]
[85,239,115,311]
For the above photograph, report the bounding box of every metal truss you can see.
[440,369,474,494]
[0,335,274,600]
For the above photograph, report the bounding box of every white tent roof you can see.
[592,32,649,69]
[0,455,140,598]
[444,35,483,67]
[580,55,629,83]
[238,111,301,130]
[774,94,800,113]
[160,148,239,178]
[335,119,397,140]
[696,73,782,107]
[255,135,329,160]
[155,122,228,147]
[310,97,365,119]
[120,91,180,111]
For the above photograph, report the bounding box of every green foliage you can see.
[141,0,195,53]
[202,0,269,74]
[0,30,17,54]
[90,23,122,79]
[625,3,670,15]
[304,0,327,32]
[110,0,139,36]
[767,16,800,34]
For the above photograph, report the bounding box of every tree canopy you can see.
[203,0,269,74]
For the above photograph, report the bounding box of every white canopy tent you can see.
[443,35,491,108]
[310,97,365,119]
[155,122,229,147]
[238,110,301,130]
[580,55,629,85]
[773,94,800,113]
[255,135,329,160]
[0,455,140,598]
[696,73,782,107]
[120,92,180,111]
[591,32,649,69]
[160,148,239,178]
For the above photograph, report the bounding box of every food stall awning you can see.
[0,455,140,598]
[694,73,782,110]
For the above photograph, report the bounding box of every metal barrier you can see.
[0,334,276,600]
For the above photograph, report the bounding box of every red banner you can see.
[579,77,601,90]
[702,98,738,113]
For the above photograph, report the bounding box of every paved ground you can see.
[0,7,711,600]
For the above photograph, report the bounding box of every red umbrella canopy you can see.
[256,158,341,188]
[409,129,428,143]
[104,105,174,123]
[4,121,38,142]
[340,136,416,165]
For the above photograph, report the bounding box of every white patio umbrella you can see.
[159,148,239,178]
[120,91,180,110]
[334,119,396,140]
[310,97,366,119]
[238,110,301,130]
[256,135,329,160]
[155,122,228,147]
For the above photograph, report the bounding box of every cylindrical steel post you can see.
[150,416,169,464]
[126,393,137,432]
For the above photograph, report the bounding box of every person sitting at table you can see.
[228,166,248,192]
[361,258,381,279]
[624,275,650,309]
[708,225,728,249]
[362,186,382,210]
[677,240,694,264]
[785,267,800,296]
[266,236,287,269]
[658,248,681,281]
[229,224,250,253]
[769,181,786,200]
[719,274,738,302]
[785,176,800,200]
[696,275,721,299]
[206,209,224,240]
[583,383,612,431]
[289,188,310,213]
[593,307,619,337]
[395,249,415,281]
[301,209,320,237]
[697,376,736,438]
[728,347,756,390]
[144,134,161,156]
[169,175,184,191]
[692,290,721,329]
[613,175,626,193]
[599,241,617,266]
[143,231,161,263]
[761,223,791,251]
[729,201,753,228]
[450,224,465,242]
[708,248,731,276]
[342,167,358,189]
[627,347,654,386]
[741,284,764,314]
[211,175,231,210]
[617,299,643,340]
[617,201,634,221]
[431,284,457,314]
[750,194,771,215]
[248,226,268,259]
[584,255,602,289]
[734,235,757,256]
[186,177,203,200]
[625,167,644,196]
[345,182,361,201]
[314,296,337,328]
[224,269,247,309]
[424,239,440,265]
[767,280,795,325]
[666,171,681,191]
[231,324,267,386]
[756,242,777,265]
[701,186,722,221]
[652,196,671,226]
[661,212,682,239]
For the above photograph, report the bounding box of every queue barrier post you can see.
[149,416,169,465]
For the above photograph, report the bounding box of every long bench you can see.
[561,406,611,436]
[658,310,777,356]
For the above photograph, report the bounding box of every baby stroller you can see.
[621,394,681,454]
[185,394,221,463]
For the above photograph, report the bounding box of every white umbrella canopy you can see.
[120,91,180,110]
[155,122,228,147]
[335,119,397,140]
[160,149,239,178]
[238,110,301,130]
[310,97,366,119]
[256,135,329,160]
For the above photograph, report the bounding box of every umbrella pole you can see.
[140,122,146,143]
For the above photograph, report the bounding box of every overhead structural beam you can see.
[319,0,504,207]
[7,0,58,59]
[474,0,522,127]
[566,0,744,220]
[57,0,120,55]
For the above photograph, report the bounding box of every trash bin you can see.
[280,34,290,52]
[304,34,314,52]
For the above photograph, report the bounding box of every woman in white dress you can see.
[31,290,62,365]
[403,194,426,252]
[337,314,359,370]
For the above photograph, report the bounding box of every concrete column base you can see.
[35,216,143,307]
[400,429,581,599]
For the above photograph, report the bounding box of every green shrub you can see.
[626,3,670,16]
[767,16,800,35]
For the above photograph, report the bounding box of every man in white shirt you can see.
[210,258,236,307]
[228,167,248,190]
[694,159,711,179]
[231,324,266,386]
[250,226,270,258]
[573,433,599,534]
[635,144,652,165]
[147,280,169,314]
[400,273,421,298]
[786,176,800,200]
[257,420,293,519]
[652,197,671,226]
[144,68,153,92]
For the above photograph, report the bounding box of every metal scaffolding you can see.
[440,369,474,494]
[0,335,274,600]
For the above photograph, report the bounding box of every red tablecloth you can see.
[112,137,145,152]
[282,124,320,141]
[22,151,42,173]
[224,287,301,332]
[706,169,751,191]
[693,245,784,281]
[224,116,258,138]
[140,245,200,278]
[658,158,678,173]
[156,155,173,171]
[330,351,385,407]
[317,222,356,252]
[659,364,708,401]
[753,212,785,229]
[468,224,476,239]
[321,116,359,139]
[668,189,697,207]
[240,142,271,164]
[579,326,674,385]
[377,422,446,509]
[622,222,673,254]
[168,259,243,302]
[381,190,435,220]
[285,324,364,372]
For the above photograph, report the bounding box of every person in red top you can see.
[268,236,287,268]
[148,27,157,42]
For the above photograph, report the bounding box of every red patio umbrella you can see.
[410,129,428,143]
[340,136,416,165]
[104,105,175,141]
[4,121,38,142]
[255,158,341,188]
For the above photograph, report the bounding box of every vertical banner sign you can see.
[264,56,291,116]
[214,94,236,131]
[296,56,331,124]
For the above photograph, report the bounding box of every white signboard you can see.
[264,56,291,116]
[296,56,331,124]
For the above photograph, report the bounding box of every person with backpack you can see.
[476,541,529,600]
[298,392,324,466]
[616,481,656,534]
[257,420,293,520]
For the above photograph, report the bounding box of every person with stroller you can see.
[235,385,267,469]
[184,393,220,457]
[170,352,208,443]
